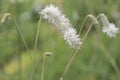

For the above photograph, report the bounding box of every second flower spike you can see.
[100,14,119,38]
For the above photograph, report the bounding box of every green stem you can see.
[14,18,30,52]
[13,17,34,63]
[32,31,55,80]
[82,23,94,42]
[41,54,46,80]
[78,15,89,34]
[32,53,43,80]
[32,15,42,80]
[34,15,42,62]
[60,15,97,80]
[60,49,78,80]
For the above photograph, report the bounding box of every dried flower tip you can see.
[99,14,109,27]
[88,14,98,24]
[1,13,11,23]
[44,52,52,56]
[102,23,119,38]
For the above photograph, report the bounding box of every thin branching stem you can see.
[41,54,46,80]
[78,14,98,35]
[13,16,34,62]
[60,49,78,80]
[31,30,55,80]
[34,15,42,62]
[60,15,97,80]
[1,13,35,79]
[7,15,35,64]
[32,15,42,80]
[82,23,94,41]
[31,53,43,80]
[60,23,94,80]
[1,13,33,61]
[78,15,89,34]
[14,18,30,51]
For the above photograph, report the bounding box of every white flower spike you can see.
[40,4,82,49]
[102,23,119,38]
[100,14,119,38]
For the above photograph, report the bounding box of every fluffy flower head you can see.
[64,27,82,49]
[102,23,119,38]
[40,4,70,26]
[40,4,82,49]
[100,14,119,38]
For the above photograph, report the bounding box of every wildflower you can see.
[40,4,82,49]
[102,23,119,38]
[100,14,119,38]
[39,4,70,26]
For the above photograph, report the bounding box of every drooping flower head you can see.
[102,23,119,38]
[39,4,82,49]
[100,14,119,38]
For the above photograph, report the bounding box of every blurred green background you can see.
[0,0,120,80]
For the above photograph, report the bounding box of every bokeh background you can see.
[0,0,120,80]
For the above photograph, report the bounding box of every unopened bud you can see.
[1,13,11,23]
[44,52,52,56]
